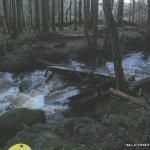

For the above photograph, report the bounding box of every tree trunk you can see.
[90,0,94,29]
[92,0,98,47]
[148,0,150,24]
[58,0,60,28]
[74,0,77,30]
[16,0,22,32]
[60,0,64,30]
[42,0,49,32]
[66,7,70,22]
[103,0,128,91]
[34,0,40,31]
[3,0,10,33]
[84,0,92,46]
[52,0,56,31]
[70,0,72,28]
[20,0,25,28]
[12,0,17,38]
[132,0,135,22]
[28,0,33,28]
[117,0,124,26]
[79,0,82,25]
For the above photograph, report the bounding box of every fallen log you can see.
[109,88,150,109]
[131,77,150,90]
[47,65,114,83]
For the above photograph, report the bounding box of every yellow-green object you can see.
[8,144,32,150]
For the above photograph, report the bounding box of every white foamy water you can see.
[0,70,79,116]
[1,52,150,116]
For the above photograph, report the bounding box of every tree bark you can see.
[109,88,149,109]
[148,0,150,24]
[42,0,49,32]
[74,0,77,30]
[28,0,33,28]
[3,0,10,33]
[20,0,25,28]
[103,0,128,90]
[70,0,72,28]
[16,0,22,32]
[79,0,82,25]
[117,0,124,26]
[132,0,135,22]
[34,0,40,31]
[92,0,98,47]
[52,0,56,31]
[12,0,17,38]
[84,0,92,46]
[60,0,64,30]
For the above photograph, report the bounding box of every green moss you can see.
[0,108,46,147]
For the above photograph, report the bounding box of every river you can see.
[0,52,150,121]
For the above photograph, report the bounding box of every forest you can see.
[0,0,150,149]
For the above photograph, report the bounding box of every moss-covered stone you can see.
[4,123,87,150]
[0,108,46,147]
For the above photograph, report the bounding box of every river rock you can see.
[19,78,32,92]
[0,108,46,147]
[0,79,13,92]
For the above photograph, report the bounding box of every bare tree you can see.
[74,0,77,30]
[16,0,22,32]
[34,0,40,31]
[52,0,56,31]
[60,0,64,30]
[148,0,150,24]
[92,0,98,47]
[132,0,135,22]
[79,0,83,25]
[84,0,92,46]
[117,0,124,26]
[12,0,17,37]
[3,0,10,33]
[103,0,128,90]
[70,0,72,28]
[42,0,49,32]
[28,0,33,28]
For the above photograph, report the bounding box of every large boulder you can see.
[0,108,46,147]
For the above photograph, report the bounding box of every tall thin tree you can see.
[117,0,124,26]
[74,0,77,30]
[52,0,56,31]
[42,0,49,32]
[12,0,17,37]
[3,0,10,33]
[60,0,64,30]
[79,0,82,25]
[16,0,22,32]
[34,0,40,31]
[148,0,150,24]
[103,0,128,90]
[70,0,72,28]
[92,0,98,47]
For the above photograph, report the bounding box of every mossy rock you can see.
[4,123,87,150]
[59,117,106,143]
[0,108,46,147]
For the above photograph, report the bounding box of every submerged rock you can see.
[19,78,32,92]
[0,79,13,92]
[0,108,46,147]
